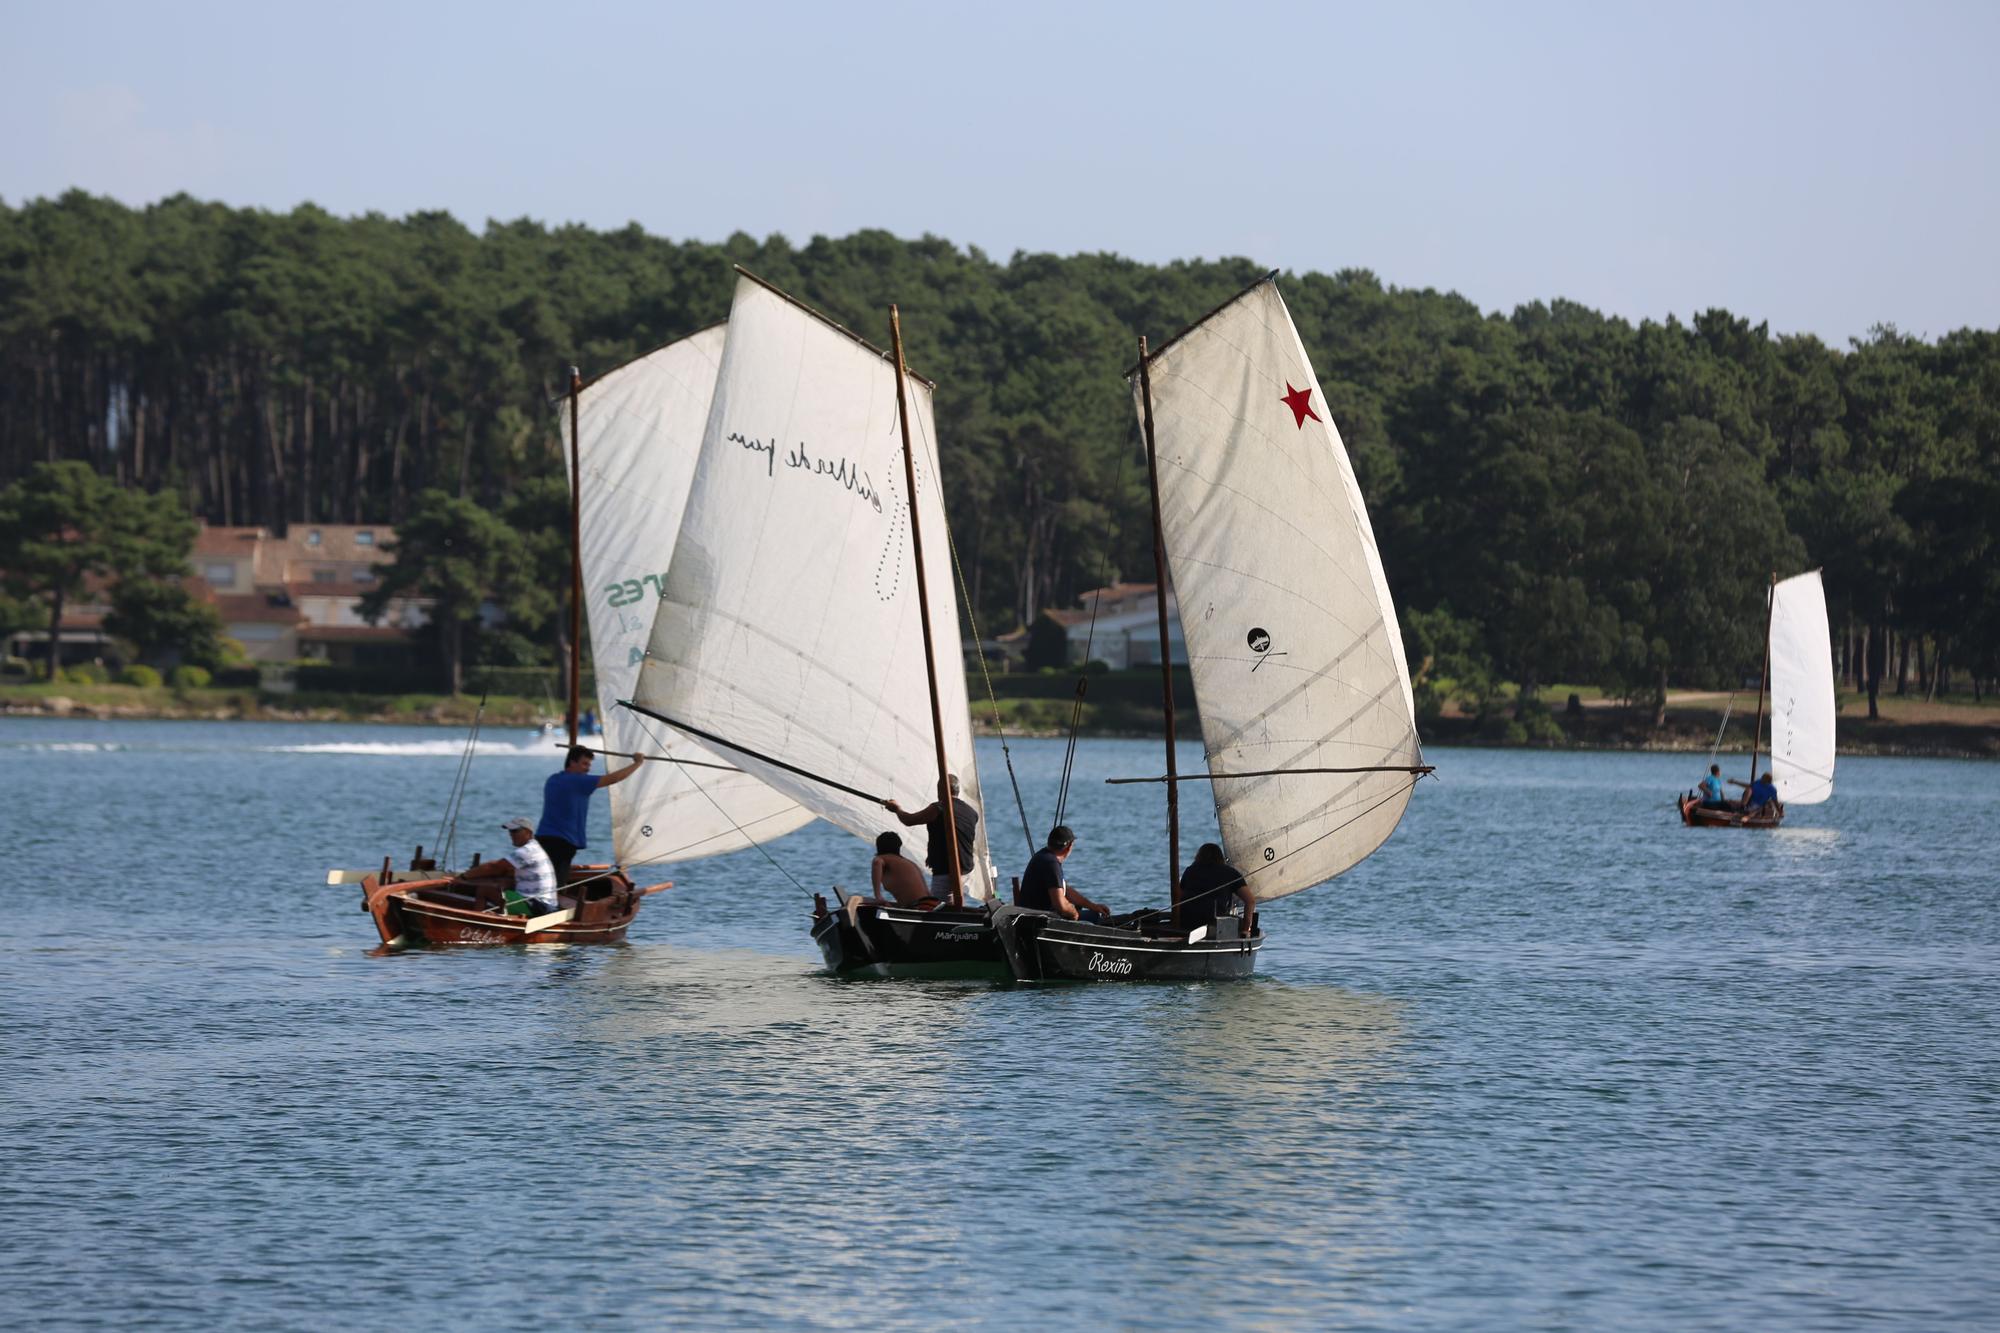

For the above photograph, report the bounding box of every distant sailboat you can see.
[1680,570,1836,828]
[623,269,1005,976]
[993,274,1431,982]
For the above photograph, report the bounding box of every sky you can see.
[4,0,1996,343]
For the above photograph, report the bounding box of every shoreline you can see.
[4,689,1995,759]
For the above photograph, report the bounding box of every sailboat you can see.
[345,325,814,946]
[621,269,1006,978]
[992,274,1430,982]
[1678,570,1836,828]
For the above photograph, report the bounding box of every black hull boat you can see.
[811,895,1009,979]
[990,904,1262,983]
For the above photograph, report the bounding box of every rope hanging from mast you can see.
[431,692,488,872]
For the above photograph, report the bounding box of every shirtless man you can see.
[870,831,934,907]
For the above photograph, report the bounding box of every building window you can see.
[306,529,322,546]
[313,568,338,584]
[354,531,374,546]
[203,562,236,588]
[354,568,375,584]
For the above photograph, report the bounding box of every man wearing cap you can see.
[1015,825,1111,923]
[457,817,562,915]
[538,745,644,883]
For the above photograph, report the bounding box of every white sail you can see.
[632,274,995,900]
[1133,279,1421,902]
[1767,570,1836,805]
[567,326,814,865]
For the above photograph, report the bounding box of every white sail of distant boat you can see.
[1767,569,1835,805]
[629,272,996,901]
[1133,278,1422,901]
[565,325,815,866]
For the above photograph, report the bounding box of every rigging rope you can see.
[908,401,1035,858]
[1707,692,1739,769]
[627,711,817,900]
[1052,420,1135,833]
[432,693,488,872]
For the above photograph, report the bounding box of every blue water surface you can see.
[3,718,1997,1330]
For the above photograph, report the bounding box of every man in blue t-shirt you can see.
[1697,764,1729,808]
[1742,771,1779,814]
[537,745,644,882]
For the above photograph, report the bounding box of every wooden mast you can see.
[1748,569,1776,789]
[565,368,584,747]
[889,307,966,907]
[1136,336,1181,918]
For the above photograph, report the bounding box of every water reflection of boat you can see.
[1678,570,1835,829]
[620,271,1004,978]
[995,276,1429,982]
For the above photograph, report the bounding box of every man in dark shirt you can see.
[1743,771,1779,814]
[1176,842,1255,934]
[1016,825,1112,923]
[885,773,980,904]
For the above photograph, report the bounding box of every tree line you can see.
[3,190,1996,714]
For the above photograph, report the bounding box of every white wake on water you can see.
[269,737,553,758]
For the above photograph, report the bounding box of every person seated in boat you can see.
[458,816,562,916]
[870,831,937,908]
[1177,842,1255,935]
[1739,770,1779,814]
[1696,764,1730,809]
[538,745,644,883]
[884,773,980,903]
[1016,825,1112,923]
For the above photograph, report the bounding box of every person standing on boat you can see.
[458,817,562,915]
[1697,764,1730,809]
[884,773,979,903]
[1016,825,1112,923]
[537,745,644,883]
[1176,842,1255,934]
[870,831,934,907]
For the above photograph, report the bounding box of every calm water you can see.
[4,718,1998,1330]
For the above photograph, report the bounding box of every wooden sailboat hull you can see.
[810,899,1008,979]
[361,867,642,947]
[1677,794,1784,829]
[990,904,1261,983]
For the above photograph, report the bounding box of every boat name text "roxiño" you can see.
[729,430,882,514]
[1086,951,1134,975]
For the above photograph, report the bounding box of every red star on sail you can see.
[1281,382,1320,429]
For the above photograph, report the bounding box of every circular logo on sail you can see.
[1263,847,1275,862]
[1247,628,1271,654]
[640,824,654,838]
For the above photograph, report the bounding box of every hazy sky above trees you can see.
[3,0,1994,343]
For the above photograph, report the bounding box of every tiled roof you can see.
[214,593,307,626]
[279,525,394,566]
[191,525,270,558]
[298,625,418,642]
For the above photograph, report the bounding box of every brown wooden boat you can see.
[355,861,663,947]
[1677,793,1784,829]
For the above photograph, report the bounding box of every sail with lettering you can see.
[629,272,996,901]
[1133,278,1422,902]
[566,325,814,865]
[1767,570,1835,805]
